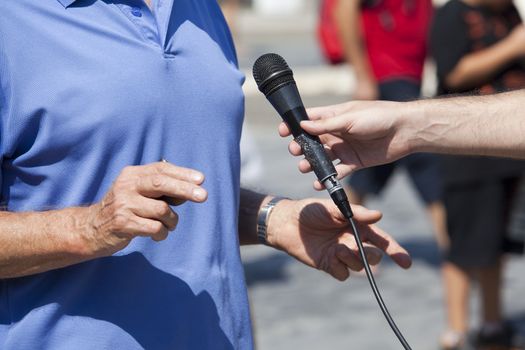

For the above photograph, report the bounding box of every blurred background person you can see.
[430,0,525,348]
[332,0,449,251]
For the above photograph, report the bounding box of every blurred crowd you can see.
[220,0,525,349]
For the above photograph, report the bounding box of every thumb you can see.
[329,202,382,225]
[348,205,383,224]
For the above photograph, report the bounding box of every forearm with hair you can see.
[407,90,525,158]
[0,207,94,278]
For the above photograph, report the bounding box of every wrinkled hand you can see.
[278,100,412,189]
[85,162,207,256]
[267,198,411,281]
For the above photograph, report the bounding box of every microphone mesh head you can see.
[252,53,294,96]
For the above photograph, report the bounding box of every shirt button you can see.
[131,7,142,17]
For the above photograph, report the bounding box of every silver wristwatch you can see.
[256,197,289,245]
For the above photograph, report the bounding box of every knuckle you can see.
[150,174,165,189]
[112,196,128,212]
[150,221,165,235]
[156,202,170,217]
[112,213,129,232]
[121,166,135,177]
[154,162,166,175]
[112,181,126,193]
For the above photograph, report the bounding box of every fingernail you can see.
[193,188,206,200]
[192,173,203,182]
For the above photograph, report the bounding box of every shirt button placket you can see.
[131,7,142,17]
[123,4,162,50]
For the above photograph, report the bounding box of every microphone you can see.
[252,53,353,219]
[252,53,413,350]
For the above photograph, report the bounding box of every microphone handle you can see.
[267,83,337,183]
[283,107,338,183]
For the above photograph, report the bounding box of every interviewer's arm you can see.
[409,90,525,158]
[278,90,525,186]
[0,162,207,279]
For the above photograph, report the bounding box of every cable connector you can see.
[322,176,353,219]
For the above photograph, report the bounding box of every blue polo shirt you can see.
[0,1,251,349]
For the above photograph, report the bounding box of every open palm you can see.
[269,198,411,281]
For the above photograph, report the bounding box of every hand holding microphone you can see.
[252,53,353,219]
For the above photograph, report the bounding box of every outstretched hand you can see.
[267,198,411,281]
[278,100,412,190]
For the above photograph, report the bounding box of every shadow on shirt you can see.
[3,253,234,349]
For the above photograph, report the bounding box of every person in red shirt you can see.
[333,0,448,250]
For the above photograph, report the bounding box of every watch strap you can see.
[256,197,289,245]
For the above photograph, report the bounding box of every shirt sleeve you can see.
[429,3,470,85]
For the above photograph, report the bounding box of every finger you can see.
[129,162,205,185]
[297,147,337,174]
[307,102,352,119]
[335,244,364,271]
[337,246,383,271]
[349,205,383,224]
[129,197,179,231]
[327,252,350,281]
[338,234,383,270]
[300,115,351,136]
[288,140,303,156]
[278,122,291,137]
[298,159,312,173]
[361,243,383,266]
[360,225,412,269]
[125,216,170,242]
[334,163,356,180]
[137,175,208,203]
[310,165,357,189]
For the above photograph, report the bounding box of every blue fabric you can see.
[0,1,251,349]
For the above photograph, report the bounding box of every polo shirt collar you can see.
[57,0,78,8]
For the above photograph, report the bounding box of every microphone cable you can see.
[346,213,412,350]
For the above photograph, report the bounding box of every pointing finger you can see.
[301,115,350,136]
[278,122,292,137]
